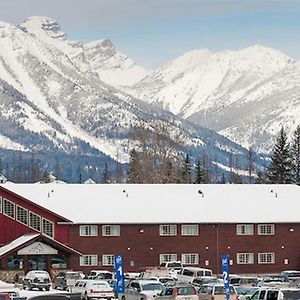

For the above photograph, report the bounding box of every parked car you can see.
[198,283,238,300]
[192,276,221,290]
[54,271,84,290]
[80,280,114,300]
[178,267,213,284]
[255,275,284,287]
[280,271,300,283]
[22,270,52,291]
[86,270,114,280]
[155,284,198,300]
[119,279,165,300]
[230,276,258,286]
[249,287,300,300]
[235,286,259,300]
[160,262,183,274]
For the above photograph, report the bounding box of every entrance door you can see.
[28,255,47,270]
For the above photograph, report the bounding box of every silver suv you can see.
[22,270,52,291]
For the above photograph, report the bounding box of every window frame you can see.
[16,205,28,226]
[237,253,254,264]
[236,224,254,235]
[3,198,15,220]
[181,225,199,236]
[258,252,275,264]
[102,254,115,266]
[29,211,41,232]
[0,196,2,213]
[181,253,199,265]
[258,224,275,235]
[102,225,120,236]
[80,225,98,237]
[80,255,98,266]
[42,218,54,238]
[159,225,177,236]
[159,254,177,264]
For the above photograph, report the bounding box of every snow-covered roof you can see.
[0,233,39,257]
[84,178,96,184]
[1,183,300,224]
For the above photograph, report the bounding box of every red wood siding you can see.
[69,223,300,274]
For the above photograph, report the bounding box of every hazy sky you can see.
[0,0,299,68]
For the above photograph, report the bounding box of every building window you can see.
[237,253,254,264]
[3,199,15,219]
[0,197,2,213]
[29,212,41,231]
[159,254,177,264]
[80,225,98,236]
[42,218,54,238]
[182,225,199,236]
[258,253,275,264]
[16,206,28,225]
[102,255,114,266]
[160,225,177,236]
[102,225,120,236]
[258,224,275,235]
[80,255,98,266]
[182,253,199,265]
[236,224,253,235]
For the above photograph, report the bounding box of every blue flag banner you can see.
[221,255,230,300]
[114,254,125,294]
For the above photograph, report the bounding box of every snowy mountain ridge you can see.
[0,17,258,182]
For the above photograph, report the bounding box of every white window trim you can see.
[80,255,98,266]
[102,225,120,236]
[0,196,2,213]
[159,225,177,236]
[80,225,98,237]
[182,253,199,265]
[159,254,177,264]
[258,224,275,235]
[258,252,275,264]
[236,224,254,235]
[42,218,55,238]
[237,253,254,264]
[29,211,41,232]
[181,225,199,236]
[3,198,15,220]
[102,254,115,266]
[16,205,28,226]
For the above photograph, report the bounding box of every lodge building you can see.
[0,183,300,282]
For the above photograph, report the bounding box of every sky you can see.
[0,0,299,68]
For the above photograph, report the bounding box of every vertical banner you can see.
[221,255,230,300]
[114,254,125,294]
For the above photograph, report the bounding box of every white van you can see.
[177,267,213,283]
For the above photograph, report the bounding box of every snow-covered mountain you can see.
[0,17,257,182]
[84,39,148,87]
[129,45,299,152]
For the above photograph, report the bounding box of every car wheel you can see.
[122,296,126,300]
[46,287,50,291]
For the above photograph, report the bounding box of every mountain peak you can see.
[19,16,67,40]
[84,39,116,56]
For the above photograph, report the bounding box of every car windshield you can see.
[167,263,182,269]
[282,290,300,299]
[177,287,196,295]
[142,283,164,291]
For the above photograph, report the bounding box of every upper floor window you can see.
[182,253,199,265]
[258,253,275,264]
[29,211,41,231]
[102,254,115,266]
[182,225,199,236]
[236,224,253,235]
[3,198,15,219]
[80,225,98,236]
[160,225,177,236]
[0,197,2,213]
[237,253,254,264]
[80,255,98,266]
[159,254,177,264]
[102,225,120,236]
[42,218,54,238]
[16,205,28,225]
[258,224,275,235]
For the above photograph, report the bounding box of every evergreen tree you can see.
[55,158,62,180]
[181,154,192,183]
[267,127,292,184]
[221,173,226,184]
[127,149,142,183]
[291,125,300,185]
[248,146,254,183]
[255,171,264,184]
[41,170,51,183]
[102,162,110,183]
[195,159,204,184]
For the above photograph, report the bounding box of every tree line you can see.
[1,125,300,184]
